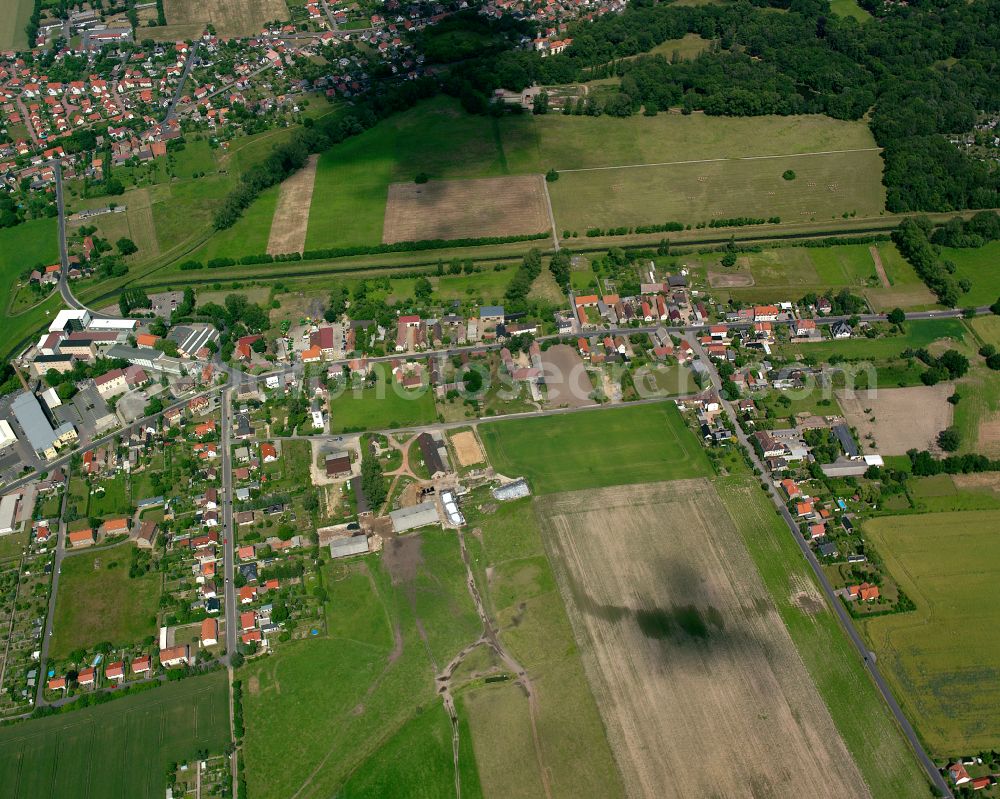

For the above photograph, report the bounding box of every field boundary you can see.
[556,147,883,174]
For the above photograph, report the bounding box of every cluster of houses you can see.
[482,0,625,56]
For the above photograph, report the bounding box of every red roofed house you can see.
[132,655,151,675]
[238,545,255,560]
[241,610,256,631]
[949,763,971,786]
[105,661,125,681]
[264,578,279,591]
[201,617,218,647]
[236,335,262,360]
[78,667,96,686]
[260,443,277,463]
[136,333,158,347]
[239,585,256,604]
[847,583,881,602]
[971,777,991,791]
[159,645,191,667]
[101,517,130,536]
[242,630,262,645]
[780,479,800,499]
[68,528,95,548]
[48,676,66,692]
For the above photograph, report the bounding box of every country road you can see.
[686,332,952,798]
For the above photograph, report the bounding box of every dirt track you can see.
[537,480,870,799]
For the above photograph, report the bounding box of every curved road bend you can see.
[686,333,951,798]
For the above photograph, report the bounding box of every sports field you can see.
[158,0,287,39]
[305,97,884,249]
[50,543,162,661]
[328,364,437,432]
[0,672,230,799]
[538,480,869,799]
[861,511,1000,755]
[478,402,711,493]
[0,0,32,49]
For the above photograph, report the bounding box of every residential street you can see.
[685,332,953,799]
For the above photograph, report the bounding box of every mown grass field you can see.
[241,528,483,799]
[478,402,711,494]
[50,543,161,660]
[0,0,32,49]
[328,363,437,432]
[0,218,60,360]
[550,149,884,233]
[861,511,1000,755]
[305,96,884,250]
[942,241,1000,307]
[776,318,966,363]
[461,496,625,799]
[690,242,933,309]
[829,0,872,21]
[0,672,230,798]
[717,476,931,798]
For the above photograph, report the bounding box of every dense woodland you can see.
[441,0,1000,214]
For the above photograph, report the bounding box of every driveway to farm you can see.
[686,333,953,799]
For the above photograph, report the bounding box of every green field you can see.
[479,402,711,494]
[717,477,930,798]
[690,242,933,309]
[861,511,1000,755]
[305,96,884,251]
[776,318,966,363]
[0,672,230,798]
[242,528,483,799]
[460,496,625,799]
[942,241,1000,307]
[829,0,872,21]
[329,363,437,432]
[50,543,162,661]
[643,33,713,60]
[0,218,59,308]
[0,0,33,49]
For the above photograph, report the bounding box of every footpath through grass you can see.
[717,476,930,799]
[860,510,1000,756]
[0,671,230,799]
[479,402,711,493]
[241,528,483,799]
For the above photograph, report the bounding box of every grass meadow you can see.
[776,318,966,363]
[241,528,483,799]
[0,0,33,49]
[50,543,161,661]
[478,402,711,494]
[690,242,933,309]
[0,218,60,360]
[461,496,625,799]
[717,477,931,798]
[942,241,1000,307]
[0,672,230,799]
[304,96,884,251]
[328,363,437,432]
[861,511,1000,755]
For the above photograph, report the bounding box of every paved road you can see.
[164,46,200,122]
[219,387,239,796]
[686,333,952,798]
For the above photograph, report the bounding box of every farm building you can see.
[330,535,370,559]
[325,454,352,477]
[492,478,530,501]
[417,432,449,478]
[389,501,440,533]
[351,476,372,516]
